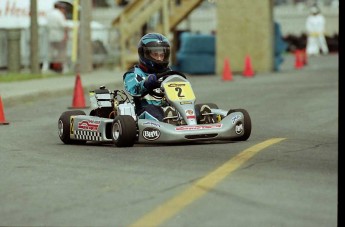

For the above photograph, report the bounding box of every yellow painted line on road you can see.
[129,138,286,227]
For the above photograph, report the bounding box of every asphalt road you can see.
[0,54,338,226]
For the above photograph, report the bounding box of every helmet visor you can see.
[143,46,170,64]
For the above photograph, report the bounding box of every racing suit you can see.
[123,65,171,121]
[306,13,329,55]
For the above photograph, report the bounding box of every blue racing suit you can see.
[123,65,170,121]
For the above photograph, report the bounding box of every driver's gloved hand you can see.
[143,74,160,90]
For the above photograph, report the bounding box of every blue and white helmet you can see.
[138,33,170,73]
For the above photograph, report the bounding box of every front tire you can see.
[112,115,137,147]
[227,109,252,141]
[58,110,87,145]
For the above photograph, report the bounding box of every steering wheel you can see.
[149,70,187,99]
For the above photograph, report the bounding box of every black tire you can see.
[58,110,87,145]
[112,115,137,147]
[227,109,252,141]
[195,103,219,123]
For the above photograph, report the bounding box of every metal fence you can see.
[0,26,121,70]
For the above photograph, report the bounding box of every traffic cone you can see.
[301,48,308,66]
[69,73,88,109]
[242,55,255,77]
[222,58,233,81]
[294,49,304,69]
[0,96,9,125]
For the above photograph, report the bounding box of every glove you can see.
[143,74,160,90]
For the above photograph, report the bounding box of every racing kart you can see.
[58,70,252,147]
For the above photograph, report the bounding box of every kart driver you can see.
[123,33,175,121]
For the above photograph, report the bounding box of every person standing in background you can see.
[42,1,69,74]
[305,5,329,56]
[274,21,288,71]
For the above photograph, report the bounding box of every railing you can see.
[0,0,204,71]
[0,26,121,71]
[112,0,203,70]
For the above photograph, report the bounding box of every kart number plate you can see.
[163,82,195,101]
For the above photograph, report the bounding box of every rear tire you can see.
[112,115,137,147]
[227,109,251,141]
[58,110,87,145]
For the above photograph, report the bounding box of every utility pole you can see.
[79,0,93,73]
[30,0,40,73]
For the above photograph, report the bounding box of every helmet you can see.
[310,6,320,14]
[54,1,66,8]
[138,33,170,73]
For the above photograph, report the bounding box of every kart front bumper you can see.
[137,112,245,143]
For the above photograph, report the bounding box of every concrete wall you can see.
[216,0,274,74]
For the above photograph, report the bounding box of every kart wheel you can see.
[112,115,137,147]
[58,110,87,145]
[227,109,251,141]
[195,103,218,124]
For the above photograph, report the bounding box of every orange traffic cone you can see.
[69,73,88,109]
[242,55,255,77]
[0,96,9,125]
[294,50,304,69]
[301,48,308,66]
[222,58,233,81]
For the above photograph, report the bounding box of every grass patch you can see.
[0,72,73,82]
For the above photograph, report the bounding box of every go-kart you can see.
[58,70,252,147]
